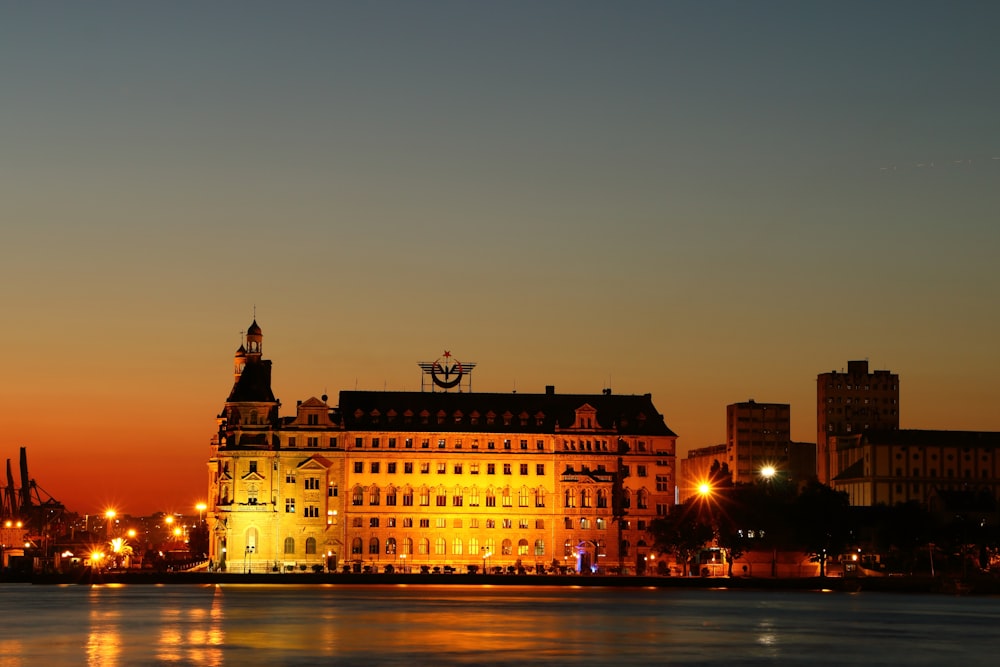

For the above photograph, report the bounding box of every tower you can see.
[816,360,899,484]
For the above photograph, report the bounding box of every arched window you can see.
[621,539,631,557]
[517,539,529,556]
[369,538,379,555]
[305,537,317,555]
[581,488,592,507]
[351,537,363,555]
[518,487,529,507]
[284,537,295,554]
[419,538,430,555]
[385,486,397,506]
[502,488,512,507]
[419,487,430,506]
[534,488,545,507]
[402,537,413,555]
[469,537,479,555]
[483,538,495,555]
[564,488,575,508]
[596,489,608,508]
[622,489,631,509]
[402,487,414,506]
[637,489,648,509]
[486,489,496,507]
[501,539,512,556]
[452,538,463,555]
[369,485,380,505]
[596,539,606,556]
[534,539,545,556]
[564,539,573,556]
[386,537,397,555]
[469,487,480,506]
[352,486,364,506]
[435,538,446,555]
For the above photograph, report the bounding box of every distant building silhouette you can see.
[816,360,899,484]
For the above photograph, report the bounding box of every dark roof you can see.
[833,458,865,481]
[865,429,1000,448]
[338,390,675,437]
[226,359,275,402]
[247,320,262,335]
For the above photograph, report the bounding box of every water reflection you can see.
[2,584,999,666]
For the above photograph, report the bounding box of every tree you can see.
[648,504,715,576]
[792,480,851,577]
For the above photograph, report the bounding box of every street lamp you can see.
[482,547,490,574]
[196,503,207,524]
[244,545,255,573]
[105,509,117,539]
[760,465,776,480]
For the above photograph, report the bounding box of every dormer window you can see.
[519,411,529,426]
[436,410,447,425]
[503,411,513,426]
[420,410,430,425]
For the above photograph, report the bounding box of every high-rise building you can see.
[816,360,899,484]
[207,321,678,575]
[726,400,791,483]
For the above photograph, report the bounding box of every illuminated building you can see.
[817,360,899,484]
[207,322,678,574]
[831,430,1000,506]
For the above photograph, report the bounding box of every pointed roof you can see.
[247,320,262,335]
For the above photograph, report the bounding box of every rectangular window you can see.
[487,464,496,475]
[504,439,512,450]
[387,462,397,474]
[387,517,396,528]
[422,440,430,449]
[248,461,258,474]
[470,463,480,475]
[536,440,544,450]
[421,462,430,474]
[285,499,295,513]
[370,517,379,528]
[355,437,363,448]
[519,464,528,475]
[329,436,337,448]
[453,495,463,506]
[519,519,529,529]
[288,437,297,448]
[404,462,413,474]
[305,477,320,490]
[486,495,496,507]
[436,494,447,506]
[419,519,430,528]
[371,462,380,474]
[520,439,528,450]
[403,518,413,528]
[503,464,512,475]
[488,441,496,450]
[371,438,380,448]
[307,437,319,448]
[436,518,446,528]
[454,464,463,474]
[502,519,512,529]
[536,464,545,476]
[535,519,545,529]
[438,439,446,449]
[637,465,647,477]
[437,462,446,474]
[353,462,363,473]
[286,473,296,484]
[486,519,496,529]
[470,518,479,528]
[405,438,413,448]
[304,506,319,518]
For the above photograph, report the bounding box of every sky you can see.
[1,1,998,517]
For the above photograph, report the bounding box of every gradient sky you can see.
[2,1,998,516]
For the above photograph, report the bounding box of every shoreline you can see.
[15,570,998,594]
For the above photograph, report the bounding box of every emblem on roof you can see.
[418,351,476,393]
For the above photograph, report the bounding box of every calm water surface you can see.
[0,583,997,666]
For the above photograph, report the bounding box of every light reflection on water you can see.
[0,583,998,666]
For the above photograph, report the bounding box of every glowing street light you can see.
[196,503,208,524]
[760,465,776,480]
[105,509,117,539]
[697,482,712,497]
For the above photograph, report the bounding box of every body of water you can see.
[0,583,997,666]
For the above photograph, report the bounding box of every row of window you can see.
[346,485,651,509]
[352,461,548,476]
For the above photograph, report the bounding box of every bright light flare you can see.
[760,465,776,479]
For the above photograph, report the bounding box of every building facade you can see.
[817,360,899,485]
[207,322,678,574]
[832,430,1000,507]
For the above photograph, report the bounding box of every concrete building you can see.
[817,360,899,484]
[207,321,678,574]
[679,401,815,495]
[832,430,1000,507]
